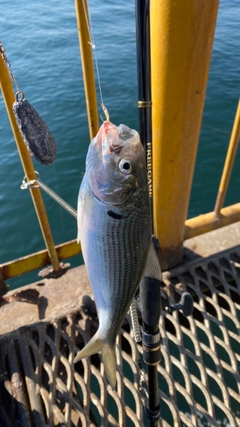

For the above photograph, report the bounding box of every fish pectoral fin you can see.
[144,243,162,281]
[73,333,117,389]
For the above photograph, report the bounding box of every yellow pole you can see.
[0,54,60,274]
[75,0,99,139]
[150,0,219,269]
[184,202,240,240]
[214,99,240,216]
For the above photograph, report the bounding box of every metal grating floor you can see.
[0,246,240,427]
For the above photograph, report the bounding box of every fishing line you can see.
[82,0,107,118]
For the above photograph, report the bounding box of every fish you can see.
[74,119,161,388]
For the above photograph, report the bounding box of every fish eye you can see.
[119,159,132,174]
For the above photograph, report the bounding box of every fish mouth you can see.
[96,121,139,158]
[96,121,124,155]
[96,120,116,143]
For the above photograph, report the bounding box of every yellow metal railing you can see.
[0,240,81,280]
[75,0,99,139]
[0,0,239,282]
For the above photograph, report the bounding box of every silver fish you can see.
[74,120,161,388]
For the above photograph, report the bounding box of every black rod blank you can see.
[135,1,161,426]
[135,0,153,222]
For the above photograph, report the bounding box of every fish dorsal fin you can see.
[144,243,162,281]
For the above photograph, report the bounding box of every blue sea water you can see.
[0,2,239,265]
[0,2,239,425]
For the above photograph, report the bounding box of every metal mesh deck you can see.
[0,246,240,427]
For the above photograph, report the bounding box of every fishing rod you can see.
[135,0,153,216]
[135,1,161,426]
[135,3,194,427]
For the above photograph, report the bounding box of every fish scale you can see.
[81,190,150,337]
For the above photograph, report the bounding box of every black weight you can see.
[13,96,57,165]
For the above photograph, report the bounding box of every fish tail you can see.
[73,332,117,389]
[73,333,102,362]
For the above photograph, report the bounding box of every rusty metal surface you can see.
[0,245,240,426]
[0,265,90,335]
